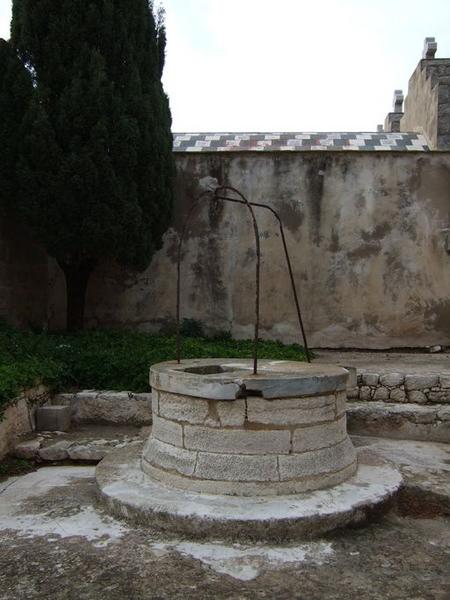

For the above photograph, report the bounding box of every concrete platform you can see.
[352,435,450,515]
[96,443,402,541]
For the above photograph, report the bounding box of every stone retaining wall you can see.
[348,371,450,404]
[54,391,152,426]
[0,385,50,460]
[347,402,450,443]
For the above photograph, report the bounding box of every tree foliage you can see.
[10,0,174,329]
[0,38,33,212]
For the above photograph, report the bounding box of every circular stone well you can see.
[143,359,357,496]
[96,359,403,539]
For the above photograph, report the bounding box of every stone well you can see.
[142,359,357,496]
[96,359,402,540]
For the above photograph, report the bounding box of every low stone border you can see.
[347,402,450,443]
[347,371,450,404]
[53,390,152,426]
[0,385,50,460]
[14,431,144,462]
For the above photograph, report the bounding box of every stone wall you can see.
[349,371,450,404]
[1,151,450,349]
[44,151,450,349]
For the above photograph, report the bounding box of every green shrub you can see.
[180,318,204,338]
[0,322,308,418]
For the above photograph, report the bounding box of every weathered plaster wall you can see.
[0,212,49,328]
[401,59,450,149]
[47,152,450,349]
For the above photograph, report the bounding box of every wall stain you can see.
[277,199,305,234]
[348,243,380,261]
[364,313,380,329]
[375,175,389,197]
[355,192,366,214]
[361,222,391,242]
[329,229,340,252]
[305,155,332,245]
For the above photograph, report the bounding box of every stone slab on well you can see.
[292,416,347,453]
[150,359,348,400]
[156,391,209,424]
[143,438,198,476]
[151,414,184,447]
[245,395,337,425]
[278,438,355,480]
[96,444,402,541]
[183,424,291,455]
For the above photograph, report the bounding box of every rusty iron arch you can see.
[176,185,311,374]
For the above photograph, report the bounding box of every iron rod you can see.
[214,195,311,362]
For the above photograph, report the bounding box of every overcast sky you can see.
[1,0,449,132]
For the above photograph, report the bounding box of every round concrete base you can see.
[96,444,402,541]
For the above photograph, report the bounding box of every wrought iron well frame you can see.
[176,185,311,374]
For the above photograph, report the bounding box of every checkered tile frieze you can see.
[173,132,430,152]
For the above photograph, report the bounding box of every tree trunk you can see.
[59,261,95,331]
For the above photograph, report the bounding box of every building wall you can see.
[47,151,450,349]
[401,59,450,150]
[0,212,49,329]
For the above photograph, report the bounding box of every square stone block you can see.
[36,405,71,432]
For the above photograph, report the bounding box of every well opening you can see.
[183,365,243,375]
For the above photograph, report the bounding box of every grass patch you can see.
[0,321,308,417]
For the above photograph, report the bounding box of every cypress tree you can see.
[10,0,174,330]
[0,38,33,212]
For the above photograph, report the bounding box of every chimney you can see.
[384,90,404,132]
[393,89,404,113]
[423,37,437,59]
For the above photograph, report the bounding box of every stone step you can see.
[347,401,450,443]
